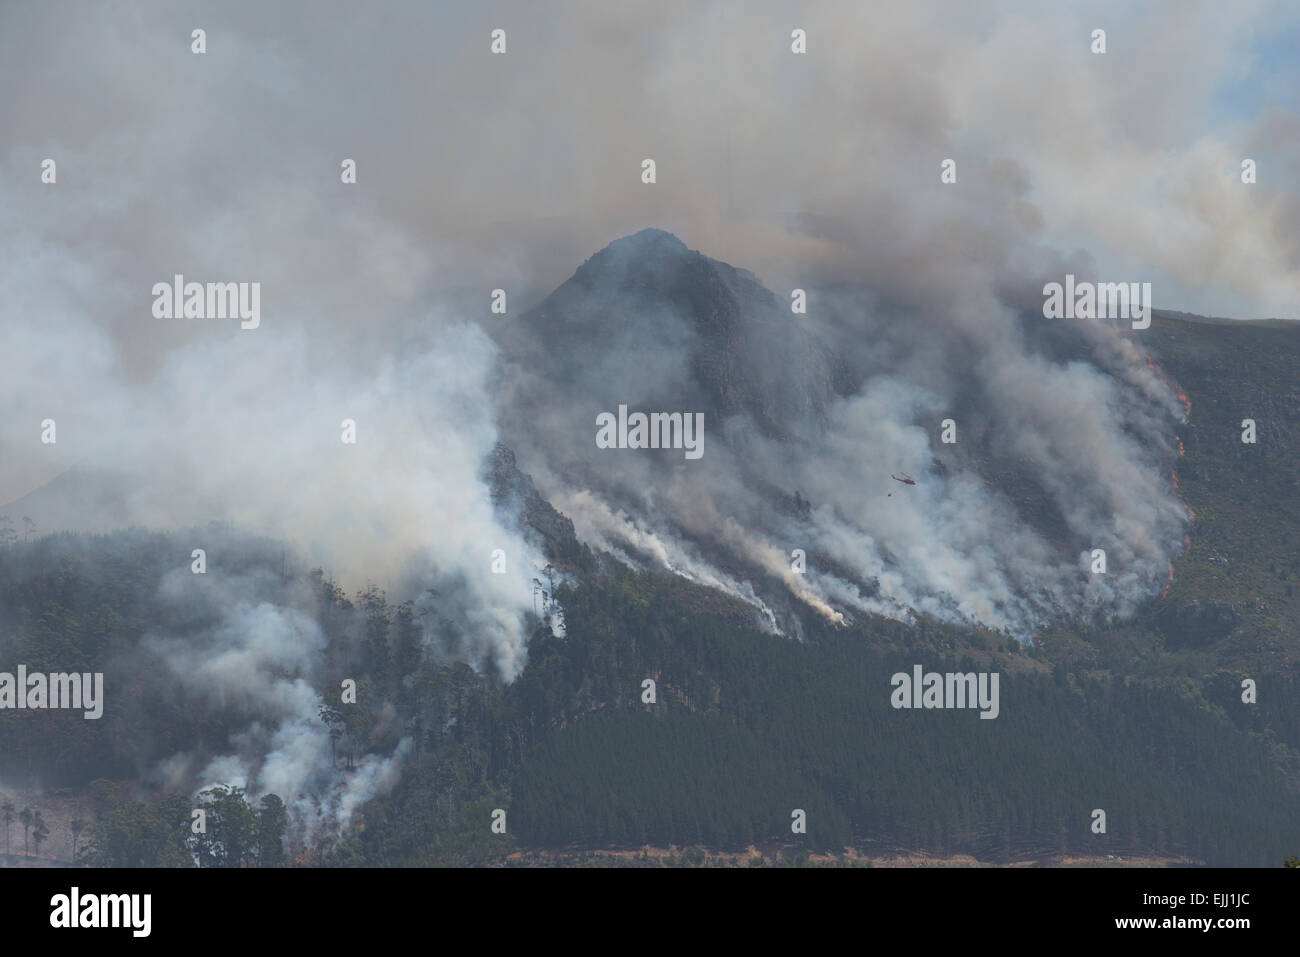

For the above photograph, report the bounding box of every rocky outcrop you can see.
[486,443,575,549]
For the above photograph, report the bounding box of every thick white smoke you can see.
[134,562,407,848]
[0,0,1264,846]
[498,233,1192,639]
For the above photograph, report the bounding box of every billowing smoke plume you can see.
[6,303,545,671]
[0,199,545,839]
[137,561,410,846]
[0,0,1280,640]
[0,0,1278,841]
[495,230,1192,638]
[0,6,559,838]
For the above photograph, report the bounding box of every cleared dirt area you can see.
[506,845,1199,868]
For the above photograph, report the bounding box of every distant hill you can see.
[511,227,843,442]
[1087,313,1300,672]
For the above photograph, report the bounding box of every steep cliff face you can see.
[486,443,576,551]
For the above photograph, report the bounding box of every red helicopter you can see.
[888,473,916,496]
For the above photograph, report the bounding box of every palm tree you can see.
[31,812,49,859]
[1,801,13,855]
[70,819,86,860]
[19,807,33,856]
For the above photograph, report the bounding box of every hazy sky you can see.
[2,0,1297,504]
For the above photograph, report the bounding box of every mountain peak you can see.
[513,228,838,443]
[611,227,688,252]
[613,226,686,248]
[571,228,693,286]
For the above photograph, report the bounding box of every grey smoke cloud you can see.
[0,0,1284,841]
[0,8,559,681]
[5,0,1290,487]
[0,2,1289,680]
[494,222,1191,637]
[134,557,412,846]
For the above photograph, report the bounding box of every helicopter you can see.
[888,473,916,497]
